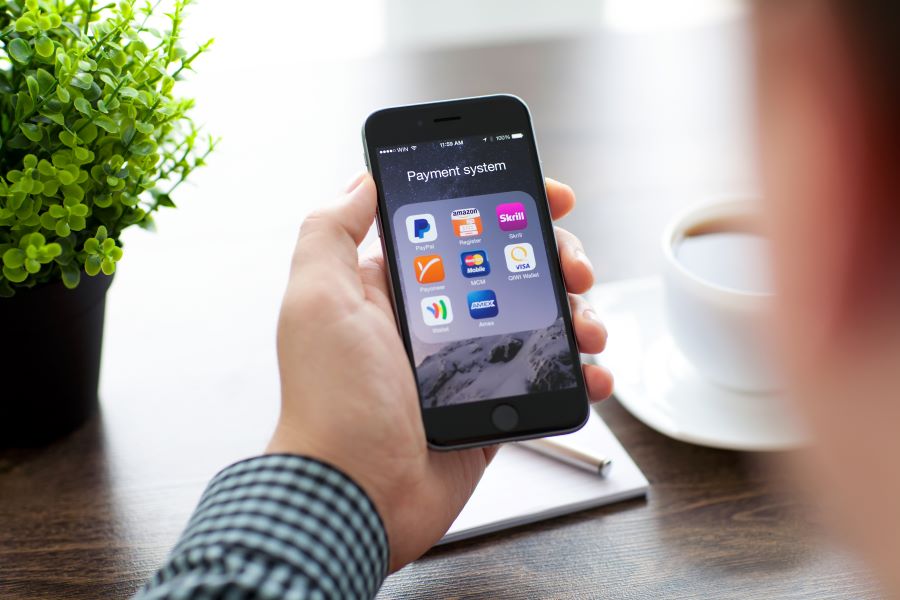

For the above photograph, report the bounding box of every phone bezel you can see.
[363,94,589,450]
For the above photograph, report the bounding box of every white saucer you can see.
[587,278,807,452]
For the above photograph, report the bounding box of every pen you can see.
[517,438,613,477]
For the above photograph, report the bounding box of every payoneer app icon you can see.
[414,254,445,284]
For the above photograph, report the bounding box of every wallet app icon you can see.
[422,295,453,326]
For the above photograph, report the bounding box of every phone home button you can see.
[491,404,519,432]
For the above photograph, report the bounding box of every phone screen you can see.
[373,131,580,409]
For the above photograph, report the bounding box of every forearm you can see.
[136,454,389,599]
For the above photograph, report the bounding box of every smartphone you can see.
[363,94,589,449]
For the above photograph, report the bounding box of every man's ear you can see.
[811,4,900,335]
[754,1,892,354]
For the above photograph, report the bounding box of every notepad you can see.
[440,409,649,544]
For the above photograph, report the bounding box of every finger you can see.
[482,444,500,465]
[546,178,576,221]
[291,174,376,279]
[359,239,384,265]
[556,226,594,294]
[569,294,608,355]
[584,363,614,402]
[358,241,394,315]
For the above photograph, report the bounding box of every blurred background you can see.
[98,0,758,554]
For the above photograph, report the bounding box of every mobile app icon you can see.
[421,295,453,326]
[496,202,528,231]
[451,208,483,237]
[414,254,445,284]
[467,289,499,319]
[406,214,437,243]
[504,243,536,272]
[460,250,490,278]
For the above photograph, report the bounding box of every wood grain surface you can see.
[0,400,879,599]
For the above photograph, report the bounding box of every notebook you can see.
[440,409,649,544]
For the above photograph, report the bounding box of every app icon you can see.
[414,254,445,284]
[406,214,437,243]
[421,295,453,326]
[504,243,536,272]
[496,202,528,231]
[451,208,483,237]
[460,250,490,278]
[467,289,499,319]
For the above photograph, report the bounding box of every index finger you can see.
[546,178,576,220]
[292,175,376,278]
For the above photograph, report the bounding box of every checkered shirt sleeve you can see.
[135,454,389,599]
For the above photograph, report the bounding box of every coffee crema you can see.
[674,217,773,295]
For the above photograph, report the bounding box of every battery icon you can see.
[511,133,524,139]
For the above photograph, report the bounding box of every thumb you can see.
[291,173,376,277]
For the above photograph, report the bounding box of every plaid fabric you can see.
[136,454,389,599]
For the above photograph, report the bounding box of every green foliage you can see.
[0,0,216,297]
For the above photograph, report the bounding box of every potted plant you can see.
[0,0,215,445]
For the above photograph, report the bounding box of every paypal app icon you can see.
[406,214,437,243]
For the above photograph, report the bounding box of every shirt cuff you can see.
[140,454,389,599]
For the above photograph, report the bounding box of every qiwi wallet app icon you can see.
[414,255,445,284]
[467,289,499,319]
[496,202,527,231]
[504,243,536,272]
[406,214,437,243]
[460,250,490,278]
[421,295,453,326]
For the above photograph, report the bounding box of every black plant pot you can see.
[0,274,112,447]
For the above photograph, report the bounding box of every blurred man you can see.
[755,1,900,595]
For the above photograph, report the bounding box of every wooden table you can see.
[0,17,881,600]
[0,399,877,599]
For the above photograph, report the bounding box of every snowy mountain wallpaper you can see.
[413,318,576,407]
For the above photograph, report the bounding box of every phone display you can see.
[364,96,588,448]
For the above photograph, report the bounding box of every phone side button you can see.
[491,404,519,432]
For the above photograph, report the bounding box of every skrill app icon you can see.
[467,289,499,319]
[496,202,527,231]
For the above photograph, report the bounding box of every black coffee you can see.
[674,218,772,294]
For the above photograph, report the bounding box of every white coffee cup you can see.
[661,200,780,393]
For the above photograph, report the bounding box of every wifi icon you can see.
[411,145,417,150]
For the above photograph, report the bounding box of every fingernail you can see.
[575,247,593,270]
[345,171,367,193]
[583,308,608,343]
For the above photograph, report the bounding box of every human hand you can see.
[267,173,613,572]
